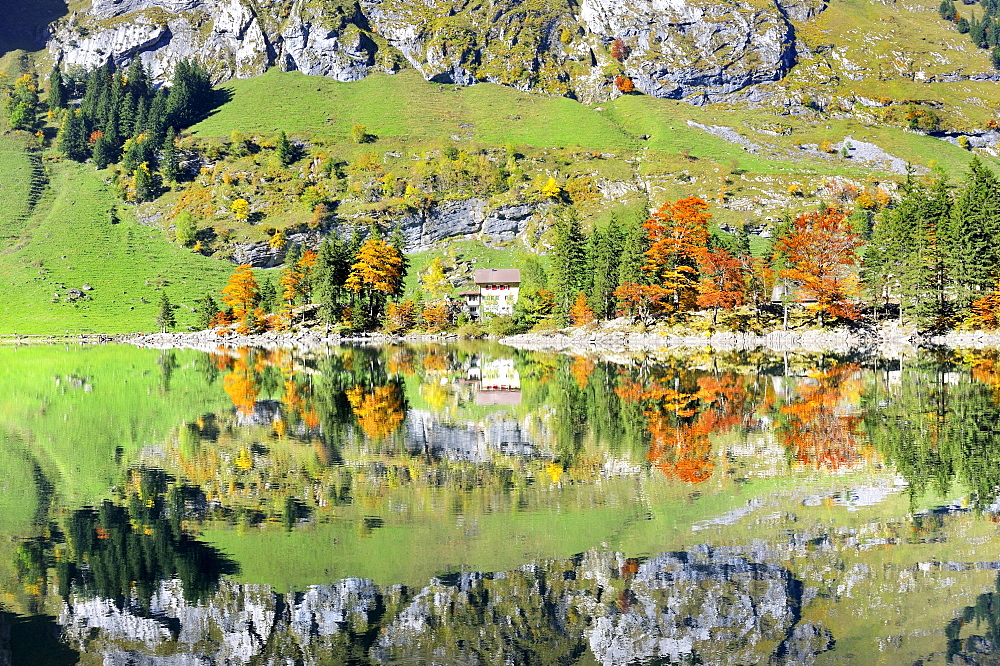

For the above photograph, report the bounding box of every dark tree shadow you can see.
[0,0,69,57]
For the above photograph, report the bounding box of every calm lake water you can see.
[5,342,1000,664]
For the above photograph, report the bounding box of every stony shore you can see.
[501,323,1000,355]
[8,323,1000,356]
[124,329,461,354]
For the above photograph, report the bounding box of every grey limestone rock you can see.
[47,0,827,103]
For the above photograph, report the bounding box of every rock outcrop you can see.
[46,0,826,103]
[54,546,832,664]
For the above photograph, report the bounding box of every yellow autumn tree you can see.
[420,257,451,300]
[345,238,404,325]
[221,264,260,333]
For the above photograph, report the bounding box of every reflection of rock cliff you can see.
[54,546,832,664]
[406,410,540,460]
[47,0,825,103]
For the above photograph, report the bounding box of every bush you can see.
[483,315,519,337]
[456,321,485,338]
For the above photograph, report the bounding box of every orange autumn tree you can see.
[696,248,748,322]
[616,196,712,321]
[221,264,260,334]
[968,279,1000,329]
[569,292,595,325]
[421,302,449,332]
[615,369,752,484]
[642,197,711,306]
[280,249,318,327]
[345,237,404,326]
[773,208,862,324]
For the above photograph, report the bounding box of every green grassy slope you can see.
[194,69,637,150]
[0,140,233,334]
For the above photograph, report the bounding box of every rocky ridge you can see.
[53,546,831,664]
[46,0,826,103]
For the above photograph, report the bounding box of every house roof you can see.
[458,290,480,296]
[474,268,520,284]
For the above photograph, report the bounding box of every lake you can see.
[2,341,1000,664]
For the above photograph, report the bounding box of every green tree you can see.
[589,216,624,320]
[940,0,957,21]
[57,109,89,161]
[549,208,588,323]
[48,64,66,110]
[946,156,1000,309]
[617,215,651,287]
[174,212,196,247]
[156,291,176,332]
[161,127,180,182]
[314,235,352,323]
[92,134,117,169]
[131,163,157,203]
[276,131,294,166]
[196,293,218,329]
[259,277,278,313]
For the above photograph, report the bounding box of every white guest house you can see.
[461,269,520,318]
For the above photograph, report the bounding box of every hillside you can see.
[1,0,1000,332]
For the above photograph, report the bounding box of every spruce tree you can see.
[156,291,176,332]
[276,131,294,166]
[947,156,1000,308]
[259,278,277,313]
[197,293,218,330]
[314,235,352,322]
[590,216,624,320]
[549,208,588,323]
[389,223,410,294]
[48,64,66,111]
[92,134,117,169]
[161,127,180,183]
[617,215,650,287]
[126,57,151,101]
[57,109,89,161]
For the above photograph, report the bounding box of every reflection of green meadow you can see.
[0,345,232,504]
[3,344,1000,661]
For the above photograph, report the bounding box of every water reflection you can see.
[8,344,1000,661]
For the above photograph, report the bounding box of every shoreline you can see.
[6,325,1000,355]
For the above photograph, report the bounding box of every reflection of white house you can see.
[462,269,520,318]
[476,358,521,405]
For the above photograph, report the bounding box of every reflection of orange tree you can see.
[970,351,1000,399]
[616,372,750,484]
[570,356,596,390]
[776,363,865,470]
[222,350,259,416]
[346,383,406,441]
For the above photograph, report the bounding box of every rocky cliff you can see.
[54,546,832,664]
[46,0,825,103]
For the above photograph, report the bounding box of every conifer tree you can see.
[57,109,89,161]
[161,127,180,182]
[947,156,1000,308]
[196,293,218,330]
[259,278,277,313]
[276,131,294,166]
[314,235,352,323]
[48,64,66,111]
[156,291,176,332]
[92,133,117,169]
[617,213,651,288]
[590,215,624,319]
[549,208,588,323]
[389,224,410,289]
